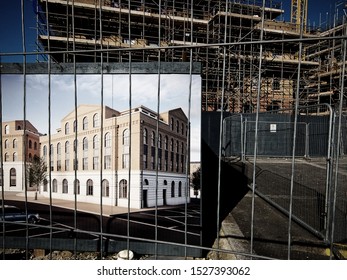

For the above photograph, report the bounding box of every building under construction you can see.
[36,0,347,115]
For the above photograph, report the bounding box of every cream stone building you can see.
[39,104,190,209]
[1,121,41,192]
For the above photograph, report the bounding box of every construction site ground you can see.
[211,157,347,260]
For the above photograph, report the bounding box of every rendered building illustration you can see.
[39,104,189,209]
[1,121,41,193]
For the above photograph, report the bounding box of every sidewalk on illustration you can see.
[2,191,143,216]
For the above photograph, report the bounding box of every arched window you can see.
[104,133,111,148]
[4,139,9,149]
[176,120,179,133]
[170,117,174,130]
[158,134,162,149]
[178,181,182,197]
[13,152,18,162]
[102,179,110,197]
[171,181,175,197]
[93,135,99,150]
[4,153,9,162]
[163,180,167,186]
[43,179,48,192]
[74,179,80,195]
[123,129,129,146]
[83,137,88,151]
[170,138,174,152]
[57,142,61,155]
[73,139,78,152]
[50,145,54,171]
[34,142,37,150]
[151,131,155,146]
[43,145,47,162]
[164,136,168,150]
[10,168,16,187]
[73,120,77,132]
[86,179,93,196]
[28,153,32,162]
[143,128,148,145]
[4,125,9,135]
[13,139,17,148]
[65,122,70,134]
[52,179,58,193]
[65,141,70,154]
[83,116,88,130]
[93,113,99,128]
[29,140,32,149]
[119,179,128,198]
[144,179,149,185]
[62,179,68,194]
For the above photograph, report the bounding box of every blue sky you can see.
[281,0,342,28]
[0,0,37,62]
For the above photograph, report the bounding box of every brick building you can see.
[1,120,41,192]
[39,104,190,209]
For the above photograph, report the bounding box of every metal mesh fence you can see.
[222,106,347,243]
[1,0,347,260]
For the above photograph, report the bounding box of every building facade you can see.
[1,121,41,192]
[39,104,189,209]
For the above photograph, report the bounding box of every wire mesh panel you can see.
[221,104,347,247]
[1,0,347,261]
[223,107,334,158]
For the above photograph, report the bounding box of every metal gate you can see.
[222,105,347,244]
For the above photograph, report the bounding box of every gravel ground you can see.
[1,248,209,260]
[0,248,150,260]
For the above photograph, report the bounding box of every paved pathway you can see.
[2,191,143,216]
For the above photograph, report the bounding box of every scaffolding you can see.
[35,0,347,114]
